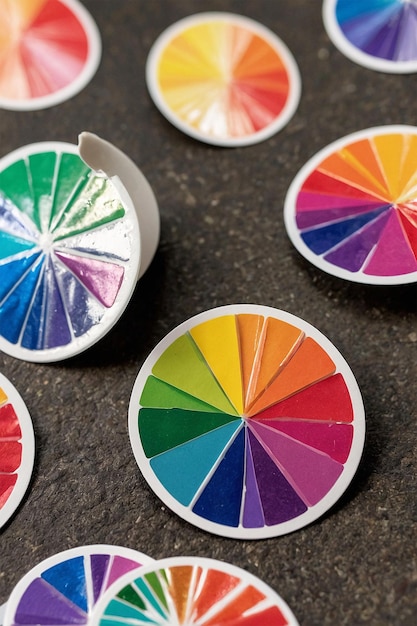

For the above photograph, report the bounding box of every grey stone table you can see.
[0,2,416,625]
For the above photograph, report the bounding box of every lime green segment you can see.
[140,375,223,413]
[143,572,168,611]
[152,333,238,415]
[117,584,146,610]
[49,152,90,229]
[138,407,240,457]
[190,315,244,414]
[52,175,125,241]
[0,159,36,228]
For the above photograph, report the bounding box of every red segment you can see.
[0,441,22,472]
[192,569,240,622]
[215,605,289,626]
[300,170,384,202]
[0,474,17,508]
[398,209,417,258]
[203,584,265,625]
[0,403,22,438]
[255,420,354,464]
[251,374,354,423]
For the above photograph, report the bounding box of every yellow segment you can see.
[190,315,244,414]
[0,387,7,405]
[398,134,417,203]
[372,133,407,200]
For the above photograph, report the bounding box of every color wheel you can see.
[284,125,417,284]
[3,545,154,626]
[323,0,417,73]
[0,0,101,110]
[91,556,299,626]
[0,372,35,528]
[129,305,365,539]
[0,141,141,362]
[146,12,301,146]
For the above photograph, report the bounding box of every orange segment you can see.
[203,584,265,625]
[0,387,7,404]
[345,138,390,194]
[246,317,304,410]
[190,315,244,414]
[236,314,264,408]
[168,565,196,624]
[318,149,391,202]
[192,569,240,622]
[247,337,336,416]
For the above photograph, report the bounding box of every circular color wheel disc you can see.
[129,304,365,539]
[0,142,141,362]
[284,125,417,285]
[146,12,301,147]
[323,0,417,74]
[3,545,153,626]
[0,0,101,110]
[0,373,35,529]
[90,556,299,626]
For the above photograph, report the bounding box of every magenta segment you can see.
[296,190,384,212]
[249,422,344,507]
[364,210,417,276]
[55,251,125,307]
[104,556,143,591]
[248,430,307,524]
[242,428,265,528]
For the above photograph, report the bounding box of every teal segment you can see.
[0,231,37,259]
[150,421,242,506]
[104,599,157,624]
[135,578,167,619]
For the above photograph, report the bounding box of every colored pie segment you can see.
[323,0,417,73]
[4,546,154,626]
[146,13,301,146]
[0,142,140,361]
[129,306,365,539]
[91,557,299,626]
[0,0,101,109]
[0,374,34,528]
[284,126,417,284]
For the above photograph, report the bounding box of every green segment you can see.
[152,333,238,415]
[117,584,146,610]
[28,152,56,232]
[139,407,240,458]
[0,159,36,228]
[50,153,90,229]
[140,375,223,413]
[143,572,168,611]
[52,175,125,241]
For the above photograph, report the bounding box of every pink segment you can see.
[55,252,125,307]
[248,421,344,506]
[296,191,383,212]
[105,556,143,591]
[364,210,417,276]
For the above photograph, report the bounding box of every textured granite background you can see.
[0,1,416,624]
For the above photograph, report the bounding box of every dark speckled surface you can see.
[0,1,416,625]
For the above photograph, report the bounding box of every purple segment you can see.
[396,5,417,61]
[249,422,344,507]
[242,428,265,528]
[90,554,110,604]
[362,7,403,60]
[42,256,72,348]
[324,208,392,272]
[14,578,87,625]
[248,430,307,525]
[341,5,399,50]
[296,202,387,229]
[364,210,417,276]
[104,556,143,591]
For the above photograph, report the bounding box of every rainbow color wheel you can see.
[91,557,299,626]
[0,0,101,110]
[0,373,34,528]
[146,12,301,146]
[0,142,141,362]
[323,0,417,73]
[284,126,417,284]
[129,305,365,539]
[4,545,154,626]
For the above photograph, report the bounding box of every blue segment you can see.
[104,599,157,624]
[0,231,36,260]
[0,254,43,344]
[41,556,88,613]
[0,252,41,302]
[150,421,241,506]
[193,427,245,527]
[336,0,398,23]
[301,206,389,254]
[340,5,400,48]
